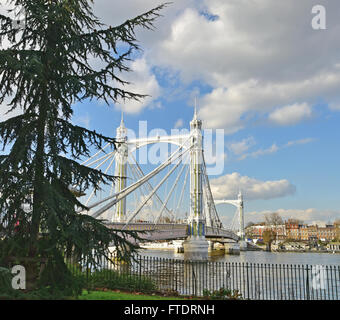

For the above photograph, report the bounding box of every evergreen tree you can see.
[0,0,166,293]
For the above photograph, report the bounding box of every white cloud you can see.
[198,71,340,131]
[238,138,315,160]
[73,114,91,129]
[115,58,161,114]
[228,137,256,155]
[0,96,23,122]
[148,0,340,132]
[174,118,184,129]
[210,172,296,200]
[239,144,278,160]
[268,103,312,126]
[284,138,316,148]
[329,103,340,111]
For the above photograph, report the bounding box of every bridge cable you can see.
[121,146,192,230]
[201,153,223,228]
[128,152,172,216]
[82,133,192,213]
[87,140,193,218]
[175,165,190,220]
[80,142,111,165]
[85,151,117,206]
[154,152,189,225]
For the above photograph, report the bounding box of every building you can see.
[285,219,302,240]
[307,225,318,242]
[246,224,266,239]
[317,225,337,241]
[246,224,286,241]
[246,220,339,242]
[299,225,309,241]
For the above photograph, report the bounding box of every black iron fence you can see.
[70,254,340,300]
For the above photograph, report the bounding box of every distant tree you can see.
[246,221,255,228]
[264,212,284,242]
[245,221,255,239]
[264,212,283,226]
[262,229,276,251]
[335,220,340,241]
[287,218,304,225]
[0,0,167,294]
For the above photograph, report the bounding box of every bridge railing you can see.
[69,253,340,300]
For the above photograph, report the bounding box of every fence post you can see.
[139,255,142,291]
[86,258,89,291]
[246,262,250,300]
[192,261,197,297]
[306,265,310,300]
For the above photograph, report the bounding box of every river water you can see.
[139,249,340,265]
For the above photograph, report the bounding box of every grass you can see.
[78,289,189,300]
[87,269,156,293]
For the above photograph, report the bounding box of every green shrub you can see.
[202,288,242,300]
[88,269,156,293]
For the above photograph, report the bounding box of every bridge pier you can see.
[239,240,248,251]
[173,240,184,253]
[183,236,209,260]
[224,242,240,255]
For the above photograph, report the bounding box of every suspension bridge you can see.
[77,109,248,258]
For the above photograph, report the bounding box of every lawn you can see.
[78,290,190,300]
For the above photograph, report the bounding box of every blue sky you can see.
[69,0,340,226]
[1,0,340,226]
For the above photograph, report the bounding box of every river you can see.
[139,249,340,265]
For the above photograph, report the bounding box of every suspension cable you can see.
[80,143,111,165]
[128,152,172,216]
[121,146,191,230]
[154,152,189,224]
[87,141,193,218]
[175,164,190,219]
[201,153,222,228]
[85,151,117,206]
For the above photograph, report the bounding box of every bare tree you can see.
[264,212,283,243]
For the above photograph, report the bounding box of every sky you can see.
[1,0,340,226]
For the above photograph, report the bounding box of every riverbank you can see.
[272,249,340,254]
[139,244,340,255]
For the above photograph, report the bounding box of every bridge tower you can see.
[113,114,128,222]
[215,191,247,250]
[238,191,245,241]
[183,108,209,258]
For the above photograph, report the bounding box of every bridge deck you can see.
[105,222,239,241]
